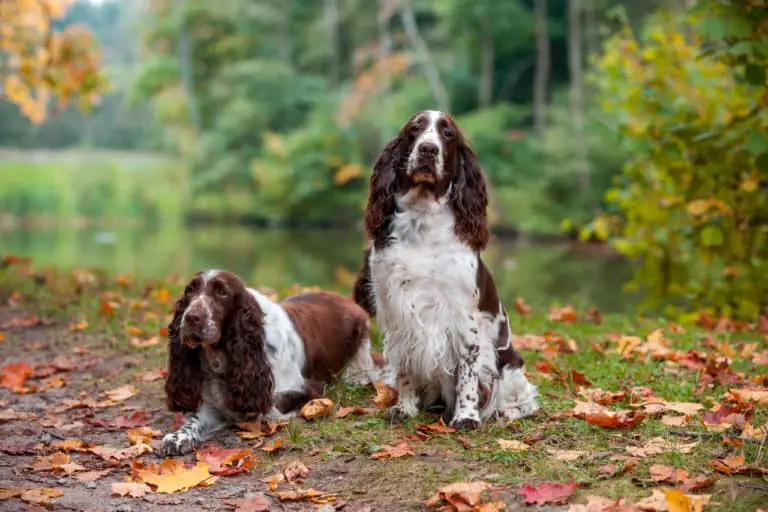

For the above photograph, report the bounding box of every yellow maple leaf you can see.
[133,459,216,494]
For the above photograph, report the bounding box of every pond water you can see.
[1,225,639,313]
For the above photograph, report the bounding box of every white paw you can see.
[160,432,198,456]
[391,400,419,419]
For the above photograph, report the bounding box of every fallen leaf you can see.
[236,420,287,440]
[753,351,768,365]
[661,415,690,427]
[702,403,749,431]
[371,441,414,459]
[416,418,457,435]
[105,384,137,402]
[0,361,33,390]
[548,305,579,323]
[261,438,287,453]
[275,488,336,504]
[20,487,64,507]
[299,398,334,420]
[111,482,151,498]
[129,336,160,348]
[225,494,271,511]
[741,422,767,441]
[69,319,89,331]
[126,326,143,337]
[374,379,398,408]
[0,486,24,500]
[519,481,578,505]
[0,410,36,424]
[578,388,626,405]
[709,455,767,476]
[648,465,689,484]
[680,476,718,492]
[31,452,86,474]
[50,439,91,452]
[497,439,530,452]
[587,307,603,325]
[547,449,586,461]
[262,460,310,490]
[132,459,216,493]
[335,405,377,418]
[569,495,630,512]
[89,410,150,429]
[88,443,153,462]
[127,427,161,445]
[74,469,113,482]
[726,387,768,406]
[626,437,698,458]
[137,369,167,382]
[665,489,711,512]
[196,446,258,476]
[426,481,491,510]
[573,401,647,429]
[515,298,532,316]
[0,332,4,343]
[597,458,638,478]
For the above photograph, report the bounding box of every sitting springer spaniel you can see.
[353,110,539,429]
[161,270,379,455]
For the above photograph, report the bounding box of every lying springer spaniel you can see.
[354,110,539,429]
[161,270,379,455]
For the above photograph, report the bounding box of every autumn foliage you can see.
[0,0,106,123]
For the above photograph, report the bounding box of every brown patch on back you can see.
[281,291,369,383]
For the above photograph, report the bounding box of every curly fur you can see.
[223,292,274,414]
[165,292,203,412]
[364,135,407,245]
[450,143,489,252]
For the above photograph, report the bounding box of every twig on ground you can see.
[669,429,763,446]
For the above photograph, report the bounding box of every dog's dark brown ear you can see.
[364,134,407,240]
[353,248,376,317]
[223,293,274,414]
[164,290,202,412]
[450,141,489,252]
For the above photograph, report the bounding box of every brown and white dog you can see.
[161,270,378,455]
[353,110,539,429]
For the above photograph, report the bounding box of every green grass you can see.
[1,264,766,510]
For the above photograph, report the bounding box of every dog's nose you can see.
[185,312,201,327]
[418,142,439,157]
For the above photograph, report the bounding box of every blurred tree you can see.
[0,0,107,122]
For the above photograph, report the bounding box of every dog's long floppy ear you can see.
[450,139,489,252]
[364,133,408,240]
[164,289,203,412]
[352,248,376,317]
[223,292,274,414]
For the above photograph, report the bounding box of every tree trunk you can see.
[325,0,340,87]
[478,16,494,108]
[533,0,550,135]
[399,0,450,113]
[568,0,589,192]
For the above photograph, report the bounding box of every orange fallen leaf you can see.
[88,443,153,463]
[661,415,690,427]
[725,387,768,406]
[132,459,216,493]
[416,418,457,435]
[570,495,631,512]
[125,326,143,337]
[0,361,33,390]
[196,446,258,476]
[426,481,491,510]
[665,488,711,512]
[0,409,36,423]
[335,405,377,418]
[69,319,89,331]
[225,494,271,511]
[371,441,414,459]
[573,401,647,429]
[648,465,689,484]
[74,469,113,482]
[31,452,86,474]
[515,298,532,316]
[262,460,310,490]
[497,439,530,452]
[236,420,287,440]
[0,332,4,343]
[374,379,398,408]
[578,388,626,405]
[20,487,64,506]
[262,438,287,453]
[51,439,91,452]
[548,304,580,323]
[299,398,334,420]
[741,422,767,441]
[127,427,161,446]
[137,369,167,382]
[105,384,137,402]
[111,482,151,498]
[275,488,336,504]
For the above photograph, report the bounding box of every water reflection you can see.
[0,225,638,313]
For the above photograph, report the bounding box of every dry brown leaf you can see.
[648,464,689,484]
[374,379,398,408]
[426,481,491,510]
[236,420,287,440]
[88,443,153,462]
[136,369,167,382]
[74,469,113,482]
[275,488,336,504]
[578,388,626,405]
[547,449,586,461]
[299,398,334,420]
[127,427,161,446]
[496,439,530,452]
[196,446,258,476]
[105,384,137,402]
[725,387,768,406]
[626,437,698,458]
[416,418,457,435]
[261,438,287,453]
[31,452,86,474]
[741,422,767,441]
[20,487,64,506]
[50,439,91,452]
[335,405,377,418]
[111,482,151,498]
[569,495,631,512]
[130,336,160,348]
[262,460,310,490]
[0,409,36,423]
[661,415,689,427]
[573,401,647,429]
[708,455,767,476]
[370,441,414,459]
[225,494,271,511]
[132,459,216,493]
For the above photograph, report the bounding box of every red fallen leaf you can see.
[587,307,603,325]
[335,405,377,418]
[416,418,457,435]
[570,370,592,387]
[519,480,577,505]
[514,298,532,316]
[371,441,414,459]
[680,475,718,492]
[196,446,258,476]
[703,403,751,429]
[572,401,647,429]
[548,305,579,323]
[0,361,33,390]
[536,360,560,374]
[225,494,272,511]
[159,326,170,337]
[89,411,150,430]
[426,481,491,510]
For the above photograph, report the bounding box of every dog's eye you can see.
[186,280,200,293]
[215,285,228,298]
[409,122,421,135]
[443,127,453,139]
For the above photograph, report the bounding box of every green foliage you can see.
[590,6,768,319]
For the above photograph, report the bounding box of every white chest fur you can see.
[370,198,479,381]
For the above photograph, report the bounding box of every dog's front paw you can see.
[450,414,482,430]
[160,432,198,457]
